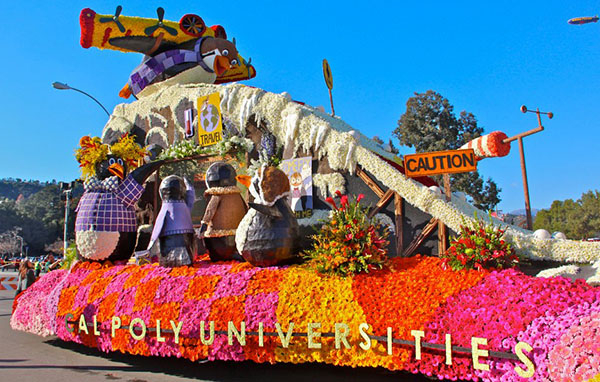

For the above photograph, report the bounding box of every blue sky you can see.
[1,1,599,213]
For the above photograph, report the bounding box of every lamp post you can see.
[60,181,76,256]
[15,235,23,258]
[52,82,110,117]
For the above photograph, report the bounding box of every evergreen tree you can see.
[394,90,501,210]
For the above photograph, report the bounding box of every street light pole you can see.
[60,181,76,256]
[16,235,23,258]
[52,82,110,117]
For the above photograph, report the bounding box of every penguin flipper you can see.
[248,203,283,218]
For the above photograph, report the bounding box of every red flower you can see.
[335,190,343,198]
[475,262,483,271]
[340,195,349,208]
[356,194,365,203]
[345,233,353,241]
[325,197,337,209]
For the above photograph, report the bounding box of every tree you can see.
[0,227,22,255]
[534,190,600,239]
[44,239,65,255]
[0,180,82,256]
[394,90,501,210]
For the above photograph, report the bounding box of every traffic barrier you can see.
[0,276,18,290]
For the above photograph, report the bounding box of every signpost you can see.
[197,93,223,147]
[404,149,477,178]
[404,148,478,255]
[322,59,335,116]
[505,105,552,230]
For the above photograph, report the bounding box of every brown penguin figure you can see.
[199,162,248,261]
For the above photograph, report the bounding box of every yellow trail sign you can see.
[322,59,333,90]
[404,149,477,177]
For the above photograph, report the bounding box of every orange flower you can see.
[246,269,284,295]
[184,276,220,300]
[97,292,119,322]
[57,286,79,316]
[151,302,181,323]
[209,296,245,331]
[134,278,161,309]
[169,266,197,278]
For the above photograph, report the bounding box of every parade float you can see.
[11,6,600,382]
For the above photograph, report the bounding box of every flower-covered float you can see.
[12,6,600,382]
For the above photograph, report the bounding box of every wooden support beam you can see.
[438,221,447,255]
[367,189,395,219]
[437,174,451,256]
[394,193,404,256]
[356,166,385,198]
[404,218,439,257]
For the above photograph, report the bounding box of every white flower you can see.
[104,82,600,263]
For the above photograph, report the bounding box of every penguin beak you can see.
[108,163,125,179]
[213,55,231,76]
[236,174,252,188]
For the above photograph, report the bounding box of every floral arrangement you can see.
[101,83,600,261]
[312,173,346,198]
[75,134,146,179]
[11,269,68,336]
[75,136,108,179]
[441,214,520,271]
[214,135,254,163]
[61,242,78,270]
[303,192,389,277]
[158,139,208,160]
[158,136,253,162]
[11,256,600,381]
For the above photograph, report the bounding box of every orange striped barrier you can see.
[0,276,18,290]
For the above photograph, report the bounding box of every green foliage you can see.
[450,172,501,212]
[534,190,600,239]
[0,178,51,200]
[0,179,81,255]
[394,90,501,211]
[441,214,521,271]
[61,242,78,270]
[303,193,389,277]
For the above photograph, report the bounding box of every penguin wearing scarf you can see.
[124,36,240,98]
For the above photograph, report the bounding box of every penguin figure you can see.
[148,175,196,267]
[74,136,162,262]
[200,162,248,261]
[125,36,240,98]
[235,165,300,267]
